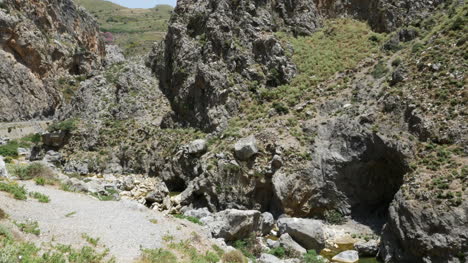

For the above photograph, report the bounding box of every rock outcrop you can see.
[380,191,468,263]
[273,118,410,217]
[150,0,319,131]
[315,0,448,32]
[0,0,105,121]
[278,217,325,251]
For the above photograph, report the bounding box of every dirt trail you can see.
[0,181,213,262]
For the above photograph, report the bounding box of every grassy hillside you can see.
[75,0,172,56]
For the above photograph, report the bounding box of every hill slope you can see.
[75,0,172,56]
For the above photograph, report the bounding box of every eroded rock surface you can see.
[0,0,104,121]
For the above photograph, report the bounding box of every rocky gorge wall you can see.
[3,0,465,262]
[0,0,105,122]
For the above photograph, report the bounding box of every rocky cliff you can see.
[0,0,105,122]
[2,0,465,263]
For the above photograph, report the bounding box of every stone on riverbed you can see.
[332,250,359,263]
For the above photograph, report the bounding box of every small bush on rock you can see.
[268,247,285,258]
[303,250,326,263]
[324,210,346,225]
[48,119,77,133]
[222,250,247,263]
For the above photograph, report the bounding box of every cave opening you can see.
[336,135,409,229]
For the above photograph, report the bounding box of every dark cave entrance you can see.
[335,134,409,227]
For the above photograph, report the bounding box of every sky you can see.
[106,0,176,8]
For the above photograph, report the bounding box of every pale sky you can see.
[106,0,176,8]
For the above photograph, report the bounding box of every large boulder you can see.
[234,136,259,161]
[279,233,307,257]
[145,180,169,205]
[202,209,261,241]
[259,212,275,235]
[0,156,8,178]
[277,218,325,251]
[331,250,359,263]
[186,139,208,155]
[380,191,468,263]
[354,240,379,257]
[182,207,212,219]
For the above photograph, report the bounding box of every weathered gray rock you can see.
[183,207,212,219]
[267,239,280,249]
[380,191,468,263]
[0,0,104,122]
[271,155,283,170]
[203,209,261,241]
[279,233,307,257]
[354,240,379,257]
[104,45,125,66]
[145,180,169,205]
[42,132,69,148]
[0,156,8,178]
[186,139,208,155]
[260,212,275,235]
[68,177,88,192]
[277,218,325,251]
[258,254,282,263]
[122,176,135,191]
[63,160,89,175]
[273,118,410,217]
[331,250,359,263]
[234,136,258,161]
[44,150,62,165]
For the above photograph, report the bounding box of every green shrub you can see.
[303,250,326,263]
[174,214,203,225]
[232,235,262,260]
[48,119,77,133]
[450,16,464,30]
[324,210,346,225]
[272,102,289,114]
[0,208,7,220]
[371,61,389,79]
[268,247,286,258]
[10,163,54,181]
[0,143,18,157]
[29,192,50,203]
[0,181,27,200]
[21,133,41,144]
[391,57,402,67]
[411,42,425,53]
[221,250,247,263]
[139,248,178,263]
[0,225,13,240]
[14,221,40,236]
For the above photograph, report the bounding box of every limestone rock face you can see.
[0,0,105,121]
[150,0,446,132]
[150,0,320,131]
[273,118,410,217]
[380,191,468,263]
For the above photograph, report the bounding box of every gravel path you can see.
[0,181,213,262]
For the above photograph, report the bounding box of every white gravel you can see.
[0,181,213,262]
